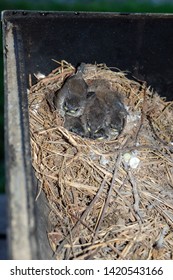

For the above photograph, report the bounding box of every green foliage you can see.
[0,0,173,13]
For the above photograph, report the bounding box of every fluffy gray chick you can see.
[81,92,108,140]
[90,79,127,139]
[104,92,127,138]
[54,65,88,117]
[64,115,86,138]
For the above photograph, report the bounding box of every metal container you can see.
[2,10,173,259]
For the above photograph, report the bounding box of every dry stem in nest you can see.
[28,60,173,260]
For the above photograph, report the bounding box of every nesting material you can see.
[28,60,173,260]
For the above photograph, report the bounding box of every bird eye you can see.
[94,126,102,133]
[63,102,68,111]
[86,121,91,132]
[112,128,118,132]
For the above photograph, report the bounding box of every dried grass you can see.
[28,60,173,260]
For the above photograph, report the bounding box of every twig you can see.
[68,212,94,234]
[134,82,147,143]
[127,169,142,223]
[108,244,126,260]
[57,127,79,149]
[35,181,43,201]
[66,235,133,260]
[113,181,140,222]
[142,191,173,211]
[29,73,32,88]
[73,248,100,260]
[154,225,169,249]
[55,175,108,255]
[39,71,71,85]
[92,153,122,243]
[147,115,173,152]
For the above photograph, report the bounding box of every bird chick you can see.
[64,115,86,138]
[54,65,88,117]
[88,79,127,139]
[105,93,127,139]
[91,128,108,140]
[81,92,108,140]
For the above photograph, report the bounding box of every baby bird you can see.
[105,93,127,138]
[64,115,86,138]
[81,92,109,140]
[54,64,88,117]
[91,128,108,140]
[89,79,127,139]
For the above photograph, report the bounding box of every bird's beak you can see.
[69,110,76,114]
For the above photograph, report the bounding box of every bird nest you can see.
[28,60,173,260]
